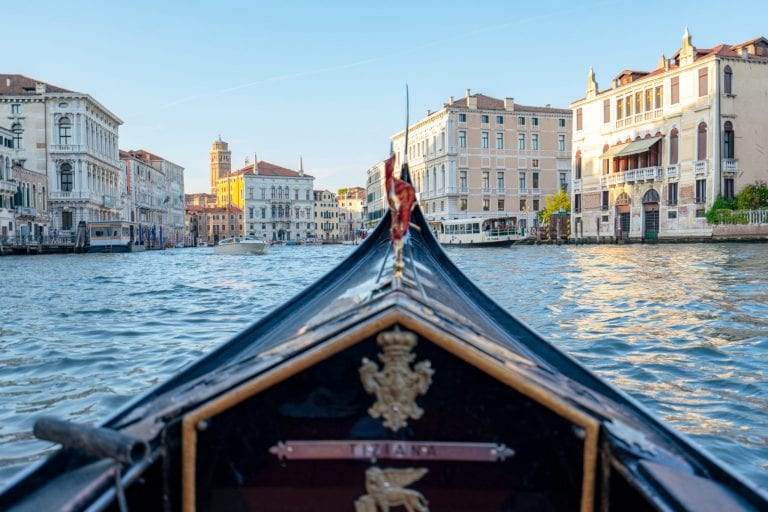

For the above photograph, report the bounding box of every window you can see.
[667,182,678,205]
[58,117,72,145]
[497,199,505,211]
[602,190,609,210]
[496,132,504,149]
[11,104,20,114]
[558,134,566,151]
[669,128,679,164]
[697,122,707,161]
[440,200,444,211]
[560,172,567,190]
[574,193,582,212]
[459,113,466,122]
[558,118,566,128]
[723,65,733,94]
[576,108,582,130]
[724,178,735,200]
[617,98,623,119]
[261,188,266,199]
[460,170,467,190]
[625,95,632,117]
[533,199,540,211]
[483,199,490,211]
[723,121,734,159]
[261,207,266,218]
[668,211,677,219]
[497,172,505,190]
[481,131,489,149]
[11,123,22,149]
[532,172,539,189]
[532,159,539,168]
[671,76,680,104]
[496,115,503,124]
[519,172,526,190]
[698,68,708,97]
[603,99,610,123]
[575,150,582,179]
[460,198,467,211]
[520,199,527,211]
[695,179,706,203]
[482,171,490,189]
[655,86,663,109]
[518,116,526,126]
[635,91,643,113]
[60,163,73,192]
[532,117,539,126]
[531,133,539,150]
[481,115,489,123]
[459,130,467,148]
[645,89,652,112]
[518,134,525,150]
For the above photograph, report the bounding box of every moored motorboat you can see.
[430,216,527,247]
[213,236,268,255]
[86,221,142,253]
[1,158,766,512]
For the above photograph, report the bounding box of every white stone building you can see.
[365,159,387,229]
[0,75,124,234]
[338,187,366,241]
[240,160,315,242]
[0,126,15,238]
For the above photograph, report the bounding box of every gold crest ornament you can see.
[359,328,434,431]
[354,466,429,512]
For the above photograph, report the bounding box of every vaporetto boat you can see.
[430,216,528,246]
[213,236,268,255]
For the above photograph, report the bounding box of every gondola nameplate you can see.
[269,440,514,462]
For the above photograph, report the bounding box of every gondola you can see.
[1,158,767,512]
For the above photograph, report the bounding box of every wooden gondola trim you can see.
[181,309,599,512]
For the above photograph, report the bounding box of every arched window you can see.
[723,121,735,159]
[11,123,22,149]
[60,163,73,192]
[575,150,582,179]
[602,144,610,174]
[616,192,631,205]
[697,123,708,161]
[669,129,679,165]
[58,117,72,145]
[723,65,733,95]
[642,189,660,203]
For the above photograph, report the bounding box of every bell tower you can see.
[210,137,231,195]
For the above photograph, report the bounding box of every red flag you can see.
[385,155,415,243]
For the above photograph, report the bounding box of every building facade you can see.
[570,31,768,241]
[210,138,231,195]
[241,160,315,241]
[0,126,15,238]
[337,187,366,241]
[188,206,243,245]
[314,189,340,241]
[391,90,572,232]
[365,159,387,229]
[0,74,124,234]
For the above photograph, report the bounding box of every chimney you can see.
[253,153,258,174]
[465,88,471,98]
[545,104,551,108]
[504,97,515,111]
[449,96,454,104]
[5,78,10,87]
[299,156,304,177]
[466,89,477,110]
[427,109,432,116]
[35,82,46,94]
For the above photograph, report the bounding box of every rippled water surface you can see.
[0,243,766,489]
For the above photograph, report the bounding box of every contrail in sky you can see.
[126,0,620,119]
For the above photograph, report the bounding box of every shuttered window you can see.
[671,77,679,104]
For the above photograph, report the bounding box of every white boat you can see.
[304,237,323,246]
[214,236,268,255]
[430,217,527,247]
[87,221,143,253]
[196,241,208,247]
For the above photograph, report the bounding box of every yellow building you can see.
[571,31,768,241]
[391,90,572,233]
[314,189,340,241]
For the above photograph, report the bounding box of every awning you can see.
[617,136,662,157]
[601,143,628,159]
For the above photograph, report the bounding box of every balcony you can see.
[723,159,738,175]
[50,144,84,153]
[531,188,541,195]
[694,160,708,176]
[15,206,37,217]
[0,180,16,194]
[666,164,679,179]
[623,166,662,183]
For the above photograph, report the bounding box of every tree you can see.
[537,189,570,224]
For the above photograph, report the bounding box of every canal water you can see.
[0,243,765,489]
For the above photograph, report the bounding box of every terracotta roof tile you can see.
[447,93,569,114]
[0,74,76,95]
[233,160,314,178]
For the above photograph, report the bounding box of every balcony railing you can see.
[0,180,16,193]
[600,177,607,188]
[50,144,85,153]
[666,164,679,179]
[694,160,708,176]
[531,188,541,195]
[723,159,738,174]
[15,206,37,217]
[573,179,582,190]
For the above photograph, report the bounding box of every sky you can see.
[6,1,765,194]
